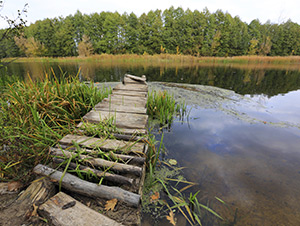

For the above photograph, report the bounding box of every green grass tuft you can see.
[0,73,111,182]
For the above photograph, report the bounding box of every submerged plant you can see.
[142,160,223,226]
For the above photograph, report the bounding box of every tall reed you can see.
[0,73,111,181]
[147,90,187,127]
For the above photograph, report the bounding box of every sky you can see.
[1,0,300,29]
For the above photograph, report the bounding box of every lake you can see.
[2,61,300,225]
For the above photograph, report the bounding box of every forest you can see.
[1,6,300,58]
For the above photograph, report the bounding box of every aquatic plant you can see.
[142,160,223,226]
[147,90,187,127]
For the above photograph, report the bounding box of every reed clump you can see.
[12,54,300,66]
[147,90,187,127]
[0,73,111,182]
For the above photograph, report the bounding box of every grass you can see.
[147,90,187,128]
[142,159,223,226]
[9,54,300,67]
[0,72,111,182]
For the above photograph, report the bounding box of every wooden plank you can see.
[53,157,134,185]
[17,178,56,204]
[51,148,143,176]
[102,98,146,108]
[125,74,146,82]
[114,83,148,92]
[59,134,145,154]
[83,110,148,129]
[55,146,145,165]
[124,76,146,85]
[109,94,147,102]
[112,90,147,97]
[33,164,141,207]
[94,102,147,115]
[0,178,56,226]
[77,122,147,135]
[39,192,122,226]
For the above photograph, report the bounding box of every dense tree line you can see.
[1,6,300,58]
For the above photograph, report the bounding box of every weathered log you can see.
[39,192,123,226]
[50,148,143,176]
[33,164,140,207]
[83,110,148,129]
[124,77,146,85]
[125,74,146,82]
[53,157,133,185]
[59,134,145,154]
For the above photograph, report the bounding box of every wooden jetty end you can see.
[32,74,149,225]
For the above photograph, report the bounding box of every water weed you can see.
[147,90,187,128]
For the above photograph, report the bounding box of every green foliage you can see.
[147,90,187,127]
[2,7,300,58]
[142,161,223,225]
[0,73,110,181]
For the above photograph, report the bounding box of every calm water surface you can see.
[2,62,300,225]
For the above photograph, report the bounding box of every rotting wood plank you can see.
[77,122,147,135]
[0,178,56,226]
[38,192,123,226]
[112,90,147,97]
[33,164,140,207]
[17,178,56,205]
[52,145,145,166]
[124,76,146,85]
[125,74,146,83]
[102,98,146,108]
[59,134,145,154]
[50,148,143,176]
[53,158,134,185]
[83,110,148,129]
[109,94,147,102]
[114,84,148,92]
[94,102,147,115]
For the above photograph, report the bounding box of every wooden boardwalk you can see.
[33,74,149,225]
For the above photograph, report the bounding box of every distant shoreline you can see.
[3,54,300,70]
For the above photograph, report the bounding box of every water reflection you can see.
[2,61,300,97]
[163,105,300,225]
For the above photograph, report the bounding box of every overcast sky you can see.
[1,0,300,29]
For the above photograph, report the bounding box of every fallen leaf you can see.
[105,198,118,211]
[168,159,177,166]
[7,181,23,192]
[150,191,160,202]
[166,211,176,226]
[31,203,38,217]
[86,201,91,207]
